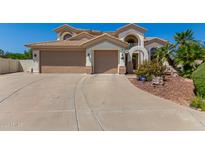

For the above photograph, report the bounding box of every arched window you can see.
[63,33,72,40]
[150,47,157,60]
[124,35,139,49]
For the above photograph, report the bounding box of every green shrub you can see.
[151,61,166,76]
[192,63,205,98]
[135,60,166,79]
[146,75,153,81]
[190,96,205,111]
[135,61,150,77]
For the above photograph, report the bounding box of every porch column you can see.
[33,49,40,73]
[85,48,92,73]
[126,52,133,73]
[119,48,126,74]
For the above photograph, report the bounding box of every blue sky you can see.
[0,23,205,53]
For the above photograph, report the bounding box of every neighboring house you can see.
[26,24,168,74]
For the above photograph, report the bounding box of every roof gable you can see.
[25,40,87,49]
[25,34,128,49]
[144,37,168,46]
[69,32,95,40]
[54,24,79,33]
[116,24,147,34]
[81,33,128,48]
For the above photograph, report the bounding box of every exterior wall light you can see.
[88,53,90,57]
[121,53,124,60]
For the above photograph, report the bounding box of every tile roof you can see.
[25,40,87,48]
[25,33,128,49]
[144,37,168,45]
[53,24,147,37]
[69,32,95,40]
[26,24,168,49]
[116,23,147,34]
[81,33,128,48]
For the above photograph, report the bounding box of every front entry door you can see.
[132,53,138,70]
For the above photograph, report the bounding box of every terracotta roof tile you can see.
[25,40,87,48]
[69,32,95,40]
[116,24,147,34]
[144,37,168,45]
[81,33,128,48]
[25,33,128,49]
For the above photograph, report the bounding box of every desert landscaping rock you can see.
[128,75,195,106]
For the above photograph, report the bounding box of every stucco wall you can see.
[86,41,126,67]
[19,60,34,72]
[0,58,36,74]
[0,57,21,74]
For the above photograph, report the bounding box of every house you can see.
[25,24,168,74]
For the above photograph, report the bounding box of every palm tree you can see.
[174,29,194,46]
[154,44,175,66]
[175,41,205,77]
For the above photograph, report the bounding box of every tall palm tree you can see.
[174,29,194,46]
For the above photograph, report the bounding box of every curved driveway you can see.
[0,73,205,130]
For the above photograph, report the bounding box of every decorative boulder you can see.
[152,76,164,86]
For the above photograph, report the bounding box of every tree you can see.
[154,44,175,66]
[175,41,205,77]
[0,49,5,57]
[4,49,33,59]
[174,29,194,46]
[172,29,205,78]
[24,48,33,59]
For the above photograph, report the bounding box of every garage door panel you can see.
[94,50,118,74]
[41,50,85,66]
[40,50,86,73]
[41,66,87,73]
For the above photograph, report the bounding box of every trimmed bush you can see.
[192,63,205,98]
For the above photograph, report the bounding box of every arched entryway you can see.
[125,46,148,73]
[125,50,144,73]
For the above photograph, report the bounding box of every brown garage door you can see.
[40,49,86,73]
[94,50,118,74]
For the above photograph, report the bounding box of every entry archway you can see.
[125,46,148,73]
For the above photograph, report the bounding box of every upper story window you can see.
[150,47,157,60]
[63,33,72,40]
[124,35,139,49]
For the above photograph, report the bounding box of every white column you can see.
[86,49,92,66]
[119,48,125,66]
[32,49,40,73]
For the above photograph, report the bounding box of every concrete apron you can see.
[0,73,205,130]
[73,74,205,131]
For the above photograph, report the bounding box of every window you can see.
[124,35,139,49]
[150,47,157,60]
[63,34,72,40]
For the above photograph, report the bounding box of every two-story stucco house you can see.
[26,24,168,74]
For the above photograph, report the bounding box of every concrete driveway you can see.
[0,73,205,130]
